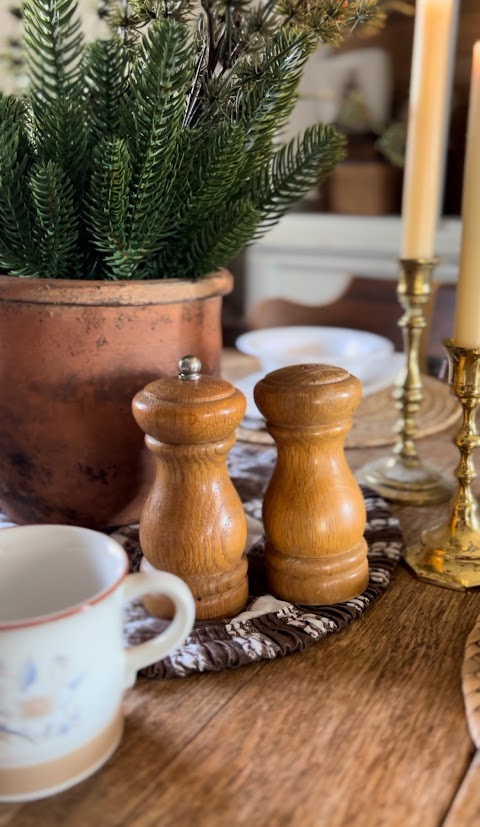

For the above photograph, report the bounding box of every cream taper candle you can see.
[401,0,456,259]
[453,43,480,349]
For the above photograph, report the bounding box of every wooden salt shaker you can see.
[132,356,248,621]
[254,364,369,605]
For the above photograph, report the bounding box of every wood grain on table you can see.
[2,425,480,827]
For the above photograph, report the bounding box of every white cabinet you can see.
[245,214,462,311]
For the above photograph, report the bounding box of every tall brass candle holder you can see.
[405,341,480,591]
[359,257,452,505]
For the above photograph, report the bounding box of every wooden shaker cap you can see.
[254,364,362,427]
[132,357,246,444]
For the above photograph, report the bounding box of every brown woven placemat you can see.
[0,443,404,680]
[237,375,460,449]
[116,484,403,679]
[114,441,404,679]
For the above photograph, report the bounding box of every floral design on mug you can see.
[0,656,86,743]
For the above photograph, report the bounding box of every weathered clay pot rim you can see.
[0,269,233,306]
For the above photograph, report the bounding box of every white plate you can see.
[236,352,406,421]
[236,326,394,386]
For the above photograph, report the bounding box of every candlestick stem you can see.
[405,341,480,590]
[358,258,452,505]
[395,258,432,462]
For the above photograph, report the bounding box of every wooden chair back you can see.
[246,276,456,374]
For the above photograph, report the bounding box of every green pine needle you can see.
[124,18,193,268]
[0,95,36,275]
[251,124,346,233]
[86,138,133,278]
[22,0,84,118]
[0,0,380,280]
[179,198,261,279]
[29,160,79,278]
[85,39,128,142]
[176,121,248,228]
[35,97,89,199]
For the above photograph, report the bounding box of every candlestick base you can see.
[357,256,450,505]
[359,455,453,505]
[404,340,480,591]
[405,522,480,591]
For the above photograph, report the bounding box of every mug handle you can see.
[121,571,196,688]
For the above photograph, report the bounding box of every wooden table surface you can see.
[2,373,480,827]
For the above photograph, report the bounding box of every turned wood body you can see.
[254,364,369,604]
[132,358,248,620]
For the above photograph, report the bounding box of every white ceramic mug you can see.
[0,524,195,802]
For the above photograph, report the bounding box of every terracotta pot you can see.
[0,271,232,529]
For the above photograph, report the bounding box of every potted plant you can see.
[0,0,379,529]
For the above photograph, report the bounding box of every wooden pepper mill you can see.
[132,355,248,621]
[254,364,369,605]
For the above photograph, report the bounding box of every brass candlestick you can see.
[359,257,452,505]
[405,341,480,590]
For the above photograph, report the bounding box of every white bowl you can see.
[235,326,394,385]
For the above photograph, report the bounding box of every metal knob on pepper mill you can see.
[132,355,248,621]
[254,364,369,605]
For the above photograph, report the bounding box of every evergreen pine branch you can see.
[250,124,345,236]
[29,160,79,278]
[97,0,143,58]
[34,97,90,200]
[147,123,197,234]
[0,240,35,278]
[241,5,282,55]
[86,138,133,278]
[123,18,193,267]
[183,26,209,126]
[0,0,382,281]
[186,70,238,128]
[180,198,260,278]
[235,29,313,158]
[188,27,311,145]
[184,0,382,125]
[278,0,381,43]
[129,0,197,25]
[22,0,84,120]
[149,120,249,275]
[85,39,128,142]
[175,121,247,229]
[0,95,37,275]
